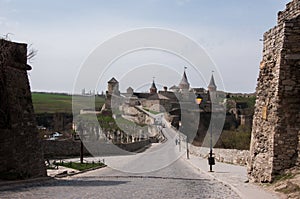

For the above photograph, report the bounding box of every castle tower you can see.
[103,77,120,111]
[208,73,217,103]
[127,87,134,94]
[107,77,120,95]
[208,73,217,92]
[248,0,300,182]
[150,79,157,94]
[178,67,190,92]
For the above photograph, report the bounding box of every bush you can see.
[215,126,251,150]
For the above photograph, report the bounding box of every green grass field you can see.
[54,161,106,171]
[32,92,105,114]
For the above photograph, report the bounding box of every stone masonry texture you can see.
[248,0,300,182]
[0,39,46,179]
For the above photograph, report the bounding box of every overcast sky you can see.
[0,0,290,93]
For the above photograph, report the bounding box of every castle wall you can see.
[280,14,300,168]
[43,139,151,158]
[189,145,250,166]
[248,0,300,182]
[0,39,46,179]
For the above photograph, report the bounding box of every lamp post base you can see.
[208,156,215,172]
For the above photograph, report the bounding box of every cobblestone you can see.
[0,158,239,199]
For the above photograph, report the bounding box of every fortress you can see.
[101,69,220,127]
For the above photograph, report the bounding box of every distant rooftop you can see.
[108,77,118,83]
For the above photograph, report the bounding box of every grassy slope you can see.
[32,92,105,114]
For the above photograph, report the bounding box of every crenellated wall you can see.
[248,0,300,183]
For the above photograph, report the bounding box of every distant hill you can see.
[32,92,105,114]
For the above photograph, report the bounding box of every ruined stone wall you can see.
[248,0,300,182]
[0,39,46,179]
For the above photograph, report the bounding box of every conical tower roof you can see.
[208,74,217,91]
[108,77,118,83]
[178,69,190,90]
[150,79,157,94]
[151,80,157,89]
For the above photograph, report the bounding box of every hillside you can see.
[32,92,105,114]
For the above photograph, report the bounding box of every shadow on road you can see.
[0,178,129,192]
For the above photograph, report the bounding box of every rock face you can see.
[0,39,46,179]
[248,0,300,182]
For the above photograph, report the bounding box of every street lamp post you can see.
[208,123,215,172]
[178,121,181,152]
[196,94,215,172]
[74,124,84,164]
[180,120,189,159]
[186,135,189,159]
[80,140,84,164]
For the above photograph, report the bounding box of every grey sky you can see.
[0,0,290,93]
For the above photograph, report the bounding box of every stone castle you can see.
[102,69,217,123]
[248,0,300,182]
[102,68,253,132]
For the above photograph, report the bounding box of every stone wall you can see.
[189,145,250,166]
[248,0,300,183]
[117,139,150,152]
[43,140,90,158]
[141,99,161,112]
[0,39,46,179]
[43,139,150,158]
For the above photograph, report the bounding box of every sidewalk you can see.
[185,154,280,199]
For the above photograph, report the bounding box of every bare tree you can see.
[27,44,38,63]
